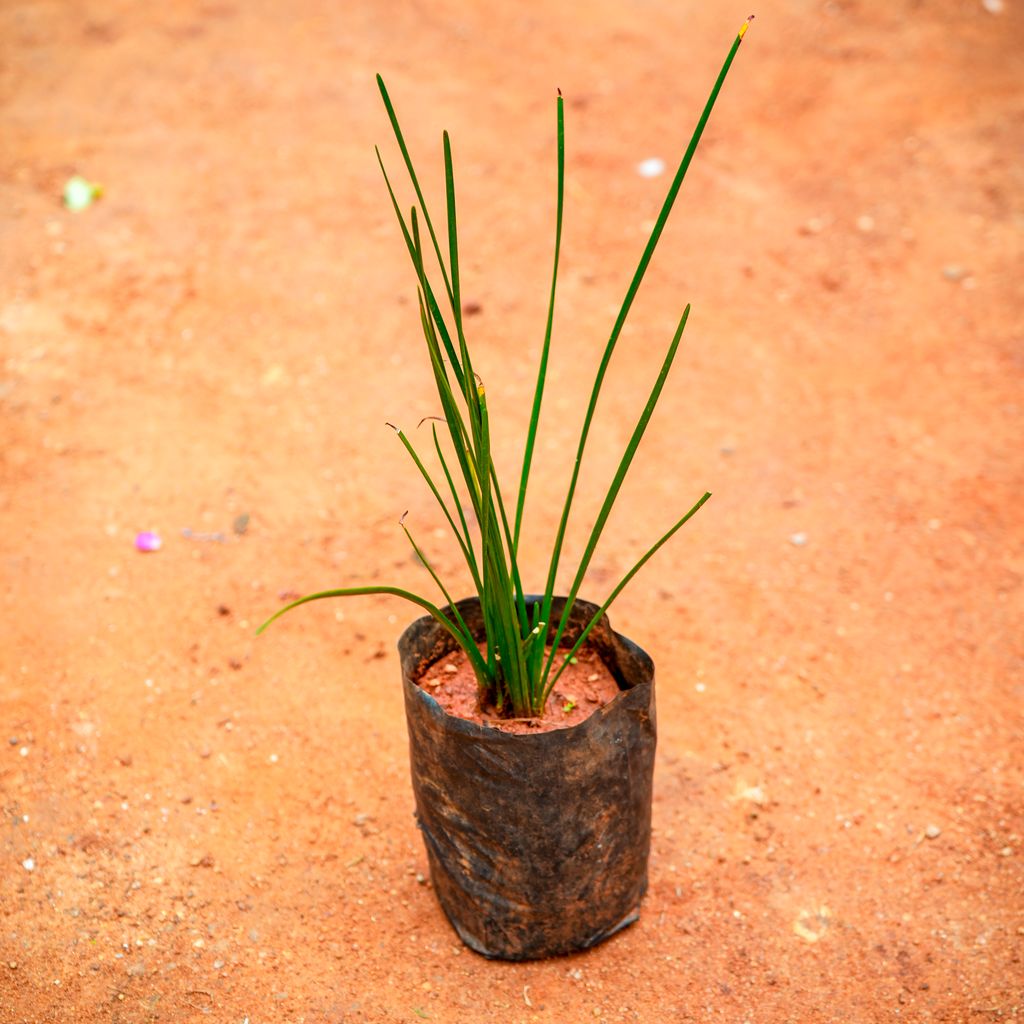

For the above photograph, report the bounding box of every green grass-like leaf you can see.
[259,22,753,718]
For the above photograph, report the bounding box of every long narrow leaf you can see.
[417,290,483,512]
[376,148,465,392]
[541,305,691,685]
[443,133,471,384]
[515,90,565,552]
[377,75,455,309]
[485,461,529,632]
[442,132,485,462]
[388,422,481,591]
[257,584,464,647]
[431,424,478,568]
[538,27,749,641]
[411,208,484,512]
[400,517,490,682]
[540,490,712,704]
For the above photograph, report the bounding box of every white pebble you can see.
[856,214,875,233]
[982,0,1004,13]
[924,824,941,839]
[789,532,808,547]
[22,858,35,872]
[636,157,666,178]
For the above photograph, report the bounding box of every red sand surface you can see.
[1,2,1021,1021]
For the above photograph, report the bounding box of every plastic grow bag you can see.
[398,595,656,960]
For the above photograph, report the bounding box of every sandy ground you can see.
[2,1,1022,1021]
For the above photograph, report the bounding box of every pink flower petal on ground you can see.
[135,531,162,552]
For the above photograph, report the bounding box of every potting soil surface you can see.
[420,645,621,734]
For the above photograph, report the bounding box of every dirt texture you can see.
[1,1,1022,1021]
[420,646,619,735]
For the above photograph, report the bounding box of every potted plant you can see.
[259,18,753,960]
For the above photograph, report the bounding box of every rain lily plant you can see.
[259,19,753,718]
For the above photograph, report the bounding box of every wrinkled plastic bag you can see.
[398,596,656,960]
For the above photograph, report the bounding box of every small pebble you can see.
[740,785,766,805]
[213,959,225,970]
[443,664,457,674]
[22,857,35,872]
[982,0,1004,12]
[855,214,875,233]
[942,264,968,282]
[789,532,808,547]
[636,157,666,178]
[925,825,941,840]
